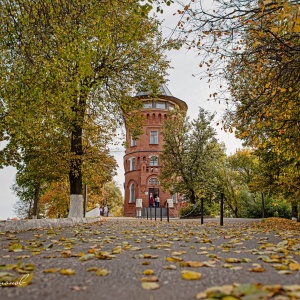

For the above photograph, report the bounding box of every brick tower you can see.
[123,85,188,217]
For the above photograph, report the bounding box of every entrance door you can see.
[148,188,159,207]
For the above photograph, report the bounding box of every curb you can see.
[0,217,102,233]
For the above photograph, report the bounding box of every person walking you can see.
[149,194,154,207]
[104,205,108,217]
[155,195,160,208]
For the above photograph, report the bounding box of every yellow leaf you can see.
[142,269,154,275]
[43,268,60,273]
[225,258,241,263]
[141,282,160,290]
[166,256,183,262]
[289,263,300,271]
[180,261,203,268]
[181,270,201,280]
[96,268,108,276]
[60,268,75,275]
[17,273,33,287]
[141,276,158,282]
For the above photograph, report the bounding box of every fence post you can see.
[160,207,162,221]
[83,184,87,218]
[201,197,204,225]
[147,207,148,220]
[261,192,265,218]
[155,205,157,221]
[220,192,224,226]
[167,203,169,223]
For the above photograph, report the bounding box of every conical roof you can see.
[135,84,173,97]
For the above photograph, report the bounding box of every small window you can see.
[130,158,135,171]
[131,137,136,147]
[168,103,175,110]
[150,131,158,144]
[144,102,152,108]
[149,156,158,166]
[129,183,135,203]
[155,102,166,109]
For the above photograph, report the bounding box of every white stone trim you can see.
[68,194,83,218]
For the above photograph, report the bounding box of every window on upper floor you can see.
[168,103,175,110]
[130,158,135,171]
[131,136,136,147]
[150,131,158,144]
[154,102,166,109]
[149,156,158,166]
[143,102,152,108]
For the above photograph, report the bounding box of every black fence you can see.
[139,205,171,222]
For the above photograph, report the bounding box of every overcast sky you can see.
[0,3,243,220]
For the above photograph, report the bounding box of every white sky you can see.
[0,3,243,220]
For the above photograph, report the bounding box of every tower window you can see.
[129,158,135,171]
[131,137,136,147]
[129,183,135,203]
[150,131,158,144]
[155,102,166,109]
[144,102,152,108]
[149,156,158,166]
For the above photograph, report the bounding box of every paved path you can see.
[0,218,299,299]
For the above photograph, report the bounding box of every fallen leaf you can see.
[96,268,108,276]
[141,276,158,282]
[60,268,75,275]
[142,269,154,275]
[181,270,201,280]
[43,268,60,273]
[141,282,160,290]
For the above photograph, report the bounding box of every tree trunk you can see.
[292,203,298,221]
[32,181,41,219]
[190,190,196,204]
[68,95,86,218]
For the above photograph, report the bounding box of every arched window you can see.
[148,177,159,185]
[129,183,135,203]
[149,156,158,166]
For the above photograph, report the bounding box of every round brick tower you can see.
[123,85,188,217]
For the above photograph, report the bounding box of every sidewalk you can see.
[0,217,299,300]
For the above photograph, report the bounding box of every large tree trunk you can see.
[68,95,86,218]
[32,181,41,219]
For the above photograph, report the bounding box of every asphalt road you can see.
[0,218,299,300]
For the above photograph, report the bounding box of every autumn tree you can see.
[160,108,225,203]
[176,0,300,214]
[220,149,260,217]
[0,0,173,217]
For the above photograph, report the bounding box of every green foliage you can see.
[0,0,172,215]
[179,201,219,218]
[160,107,226,204]
[240,192,292,219]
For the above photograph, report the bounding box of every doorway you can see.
[148,188,159,207]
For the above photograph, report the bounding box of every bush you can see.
[240,193,291,219]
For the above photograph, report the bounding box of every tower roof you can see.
[135,83,188,112]
[135,83,173,97]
